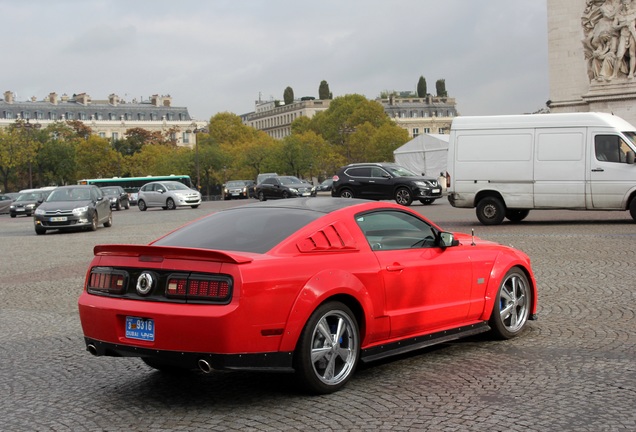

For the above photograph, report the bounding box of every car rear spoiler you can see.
[93,244,254,264]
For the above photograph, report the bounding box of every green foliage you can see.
[319,80,331,100]
[283,86,294,105]
[436,79,448,97]
[417,76,427,98]
[75,135,123,180]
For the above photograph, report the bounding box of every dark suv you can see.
[331,163,442,206]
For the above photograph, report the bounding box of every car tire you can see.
[419,198,435,205]
[395,187,413,206]
[191,205,199,209]
[10,214,16,218]
[505,209,530,223]
[476,196,506,225]
[295,301,359,394]
[489,267,531,340]
[166,198,176,210]
[258,191,266,201]
[104,211,113,228]
[138,200,147,211]
[35,226,46,235]
[629,197,636,221]
[90,213,98,231]
[282,191,290,199]
[124,201,130,210]
[339,189,354,199]
[116,201,121,211]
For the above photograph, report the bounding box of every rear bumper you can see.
[83,337,295,372]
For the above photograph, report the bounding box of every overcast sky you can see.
[2,0,549,121]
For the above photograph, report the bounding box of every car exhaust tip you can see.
[198,359,213,374]
[87,344,98,356]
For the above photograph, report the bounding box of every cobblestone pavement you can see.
[1,198,635,431]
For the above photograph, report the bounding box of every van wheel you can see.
[629,197,636,221]
[395,187,413,206]
[476,197,505,225]
[505,209,530,223]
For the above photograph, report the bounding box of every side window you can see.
[370,167,389,178]
[355,210,437,250]
[595,135,629,163]
[346,167,371,177]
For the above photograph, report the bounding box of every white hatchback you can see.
[137,181,201,211]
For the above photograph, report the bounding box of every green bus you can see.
[78,175,193,205]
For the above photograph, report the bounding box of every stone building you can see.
[548,0,636,125]
[0,91,206,147]
[242,93,457,139]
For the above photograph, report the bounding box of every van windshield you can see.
[622,131,636,149]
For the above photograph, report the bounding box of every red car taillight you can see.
[88,268,127,294]
[332,175,339,181]
[166,274,232,302]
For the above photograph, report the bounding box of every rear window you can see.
[153,207,322,253]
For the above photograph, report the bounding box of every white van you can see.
[446,112,636,224]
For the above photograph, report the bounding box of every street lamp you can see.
[14,119,42,189]
[187,122,209,191]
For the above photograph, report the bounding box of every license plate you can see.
[432,188,441,194]
[301,192,311,196]
[231,193,239,196]
[125,316,155,341]
[16,208,25,212]
[50,216,67,222]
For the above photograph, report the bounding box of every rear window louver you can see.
[297,222,358,252]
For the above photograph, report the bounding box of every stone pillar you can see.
[548,0,636,126]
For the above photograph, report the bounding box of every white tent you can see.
[393,133,449,177]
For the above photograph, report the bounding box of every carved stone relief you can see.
[582,0,636,82]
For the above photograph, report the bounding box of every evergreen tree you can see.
[436,79,448,97]
[283,87,294,105]
[319,80,331,100]
[417,76,427,97]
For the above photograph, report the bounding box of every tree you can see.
[319,80,331,100]
[417,76,427,97]
[436,79,448,97]
[283,86,294,105]
[75,135,123,180]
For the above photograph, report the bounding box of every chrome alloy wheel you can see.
[498,271,529,334]
[309,309,358,387]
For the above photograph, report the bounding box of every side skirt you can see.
[360,322,491,364]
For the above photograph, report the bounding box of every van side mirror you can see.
[439,232,460,248]
[627,151,635,164]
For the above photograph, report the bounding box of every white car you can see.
[137,181,201,211]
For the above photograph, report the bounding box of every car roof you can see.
[226,197,380,214]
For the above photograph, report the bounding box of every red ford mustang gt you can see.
[78,198,537,394]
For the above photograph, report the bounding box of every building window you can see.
[411,111,417,118]
[413,128,419,137]
[112,132,119,141]
[138,113,145,120]
[79,113,87,120]
[98,132,106,138]
[66,113,74,120]
[4,111,13,119]
[96,113,103,120]
[424,128,430,133]
[438,128,445,134]
[183,132,189,144]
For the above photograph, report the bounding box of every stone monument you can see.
[548,0,636,125]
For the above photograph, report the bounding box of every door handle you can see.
[386,264,405,272]
[591,168,604,172]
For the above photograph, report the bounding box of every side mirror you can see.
[439,232,459,248]
[627,151,635,164]
[157,189,165,193]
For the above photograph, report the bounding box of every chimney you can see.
[61,94,69,102]
[151,94,160,106]
[49,92,58,105]
[109,93,119,106]
[4,91,14,104]
[162,95,172,107]
[75,93,90,105]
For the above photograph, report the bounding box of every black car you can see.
[223,180,256,200]
[9,190,51,217]
[316,179,333,192]
[331,162,442,206]
[33,185,112,235]
[255,176,316,201]
[100,186,130,210]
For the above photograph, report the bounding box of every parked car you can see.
[78,198,537,394]
[223,180,256,200]
[9,189,52,218]
[316,179,333,192]
[137,180,201,211]
[100,186,130,210]
[255,176,317,201]
[33,185,112,235]
[0,194,14,214]
[256,172,278,185]
[331,162,442,206]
